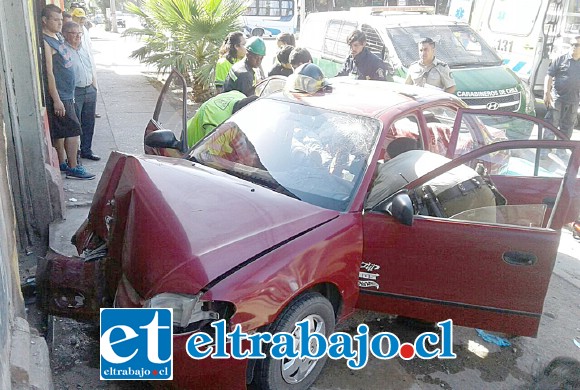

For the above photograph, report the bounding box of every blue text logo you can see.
[185,319,456,368]
[100,308,173,380]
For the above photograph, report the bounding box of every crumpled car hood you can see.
[97,154,339,298]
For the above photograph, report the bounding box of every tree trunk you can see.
[191,74,213,103]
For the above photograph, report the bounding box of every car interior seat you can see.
[386,137,419,159]
[425,122,452,156]
[383,122,420,160]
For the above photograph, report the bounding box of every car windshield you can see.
[387,25,501,68]
[188,98,382,211]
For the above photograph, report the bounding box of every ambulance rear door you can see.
[469,0,563,95]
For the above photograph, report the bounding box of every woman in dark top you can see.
[268,45,294,77]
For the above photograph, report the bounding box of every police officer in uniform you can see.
[336,30,393,81]
[223,36,266,97]
[406,37,456,94]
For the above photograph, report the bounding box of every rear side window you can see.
[245,0,294,17]
[324,20,356,59]
[423,107,457,156]
[384,115,422,159]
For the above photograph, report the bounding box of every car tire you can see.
[252,292,335,390]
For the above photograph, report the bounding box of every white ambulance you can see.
[459,0,578,98]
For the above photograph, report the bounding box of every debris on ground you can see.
[476,329,511,347]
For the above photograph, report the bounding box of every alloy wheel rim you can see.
[280,313,326,384]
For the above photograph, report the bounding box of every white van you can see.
[299,6,536,116]
[466,0,570,97]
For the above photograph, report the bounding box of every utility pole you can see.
[299,0,305,32]
[111,0,118,33]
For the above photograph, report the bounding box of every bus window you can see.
[488,0,542,36]
[246,0,294,17]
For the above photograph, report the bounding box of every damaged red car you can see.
[39,75,580,389]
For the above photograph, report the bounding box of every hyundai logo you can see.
[486,102,500,110]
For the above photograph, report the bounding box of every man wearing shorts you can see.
[42,4,94,179]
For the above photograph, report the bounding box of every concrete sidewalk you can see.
[46,27,165,390]
[50,28,162,256]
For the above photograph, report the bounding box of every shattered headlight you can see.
[144,293,235,334]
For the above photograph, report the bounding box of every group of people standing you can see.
[186,31,316,147]
[186,28,461,149]
[42,5,463,169]
[336,29,456,95]
[215,31,307,97]
[40,8,575,172]
[42,4,98,180]
[215,28,458,96]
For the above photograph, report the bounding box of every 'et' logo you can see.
[100,308,173,380]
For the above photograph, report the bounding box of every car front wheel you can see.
[253,292,336,390]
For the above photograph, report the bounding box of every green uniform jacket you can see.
[186,90,246,147]
[215,57,235,88]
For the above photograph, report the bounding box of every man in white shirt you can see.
[71,7,102,118]
[71,8,92,53]
[63,21,100,161]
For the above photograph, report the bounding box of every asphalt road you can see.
[43,22,580,390]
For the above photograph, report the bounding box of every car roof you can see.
[265,78,463,118]
[305,11,466,28]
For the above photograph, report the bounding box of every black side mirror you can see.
[391,193,414,226]
[145,130,181,150]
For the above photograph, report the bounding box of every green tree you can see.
[124,0,246,102]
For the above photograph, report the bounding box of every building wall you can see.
[0,114,23,389]
[1,0,63,253]
[0,0,63,387]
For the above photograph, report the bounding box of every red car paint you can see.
[40,77,580,389]
[104,155,341,298]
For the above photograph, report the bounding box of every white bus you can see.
[242,0,303,37]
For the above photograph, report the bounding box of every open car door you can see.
[447,109,578,223]
[143,73,282,156]
[445,108,569,160]
[144,69,188,157]
[359,138,580,337]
